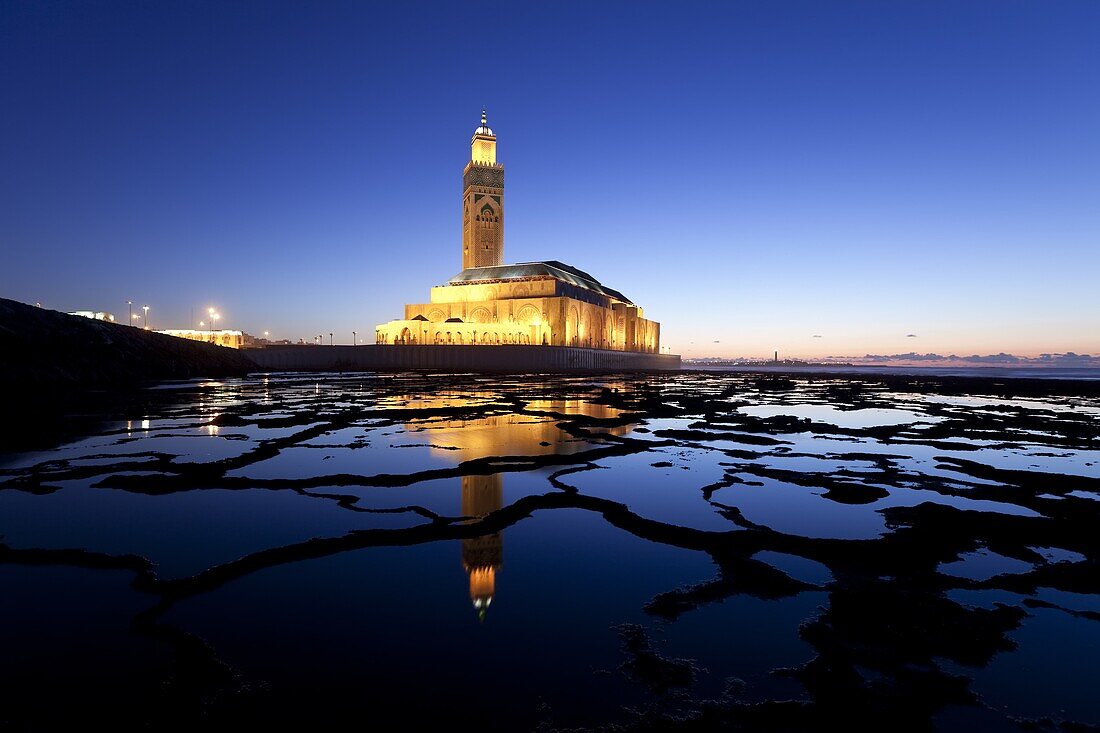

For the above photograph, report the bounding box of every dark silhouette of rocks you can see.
[0,297,255,391]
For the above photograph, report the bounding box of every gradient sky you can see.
[2,1,1098,358]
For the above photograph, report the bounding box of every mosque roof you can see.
[448,260,634,305]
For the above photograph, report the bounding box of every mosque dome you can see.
[474,109,494,136]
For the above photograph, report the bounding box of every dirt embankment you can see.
[0,298,257,391]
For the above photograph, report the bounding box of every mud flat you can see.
[1,371,1098,730]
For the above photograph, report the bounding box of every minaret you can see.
[462,110,504,270]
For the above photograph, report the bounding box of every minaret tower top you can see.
[462,109,504,269]
[471,109,497,164]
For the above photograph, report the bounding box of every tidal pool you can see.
[1,371,1098,731]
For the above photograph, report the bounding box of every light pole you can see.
[127,301,132,326]
[329,332,333,346]
[352,330,356,345]
[211,312,220,331]
[142,305,149,329]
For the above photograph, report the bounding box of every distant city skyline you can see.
[2,1,1098,359]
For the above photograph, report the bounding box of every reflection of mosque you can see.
[461,474,503,621]
[407,392,630,619]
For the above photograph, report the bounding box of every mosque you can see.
[375,112,661,353]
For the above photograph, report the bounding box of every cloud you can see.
[906,333,917,338]
[835,352,1100,367]
[1037,352,1098,364]
[812,334,822,338]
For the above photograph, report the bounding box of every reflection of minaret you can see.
[461,474,504,621]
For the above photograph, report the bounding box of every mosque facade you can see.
[375,112,661,353]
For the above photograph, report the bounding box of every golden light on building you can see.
[375,111,661,353]
[158,329,250,349]
[470,110,497,166]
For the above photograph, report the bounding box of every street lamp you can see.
[329,332,333,346]
[127,301,132,326]
[211,312,220,331]
[352,330,356,345]
[142,305,149,329]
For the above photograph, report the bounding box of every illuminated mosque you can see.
[375,111,661,352]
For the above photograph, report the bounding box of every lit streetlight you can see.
[142,305,149,329]
[127,300,132,326]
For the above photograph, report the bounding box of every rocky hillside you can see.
[0,297,257,390]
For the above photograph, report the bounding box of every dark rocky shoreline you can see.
[0,298,256,449]
[0,297,256,390]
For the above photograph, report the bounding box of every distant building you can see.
[158,329,254,349]
[375,111,661,352]
[68,310,116,323]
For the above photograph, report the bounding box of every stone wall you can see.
[248,344,681,372]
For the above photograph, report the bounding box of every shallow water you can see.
[1,371,1098,731]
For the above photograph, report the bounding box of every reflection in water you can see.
[411,395,629,618]
[462,474,503,620]
[5,373,1099,730]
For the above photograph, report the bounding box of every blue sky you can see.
[2,1,1097,357]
